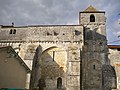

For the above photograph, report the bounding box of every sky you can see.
[0,0,120,45]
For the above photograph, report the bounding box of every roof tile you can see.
[83,5,99,12]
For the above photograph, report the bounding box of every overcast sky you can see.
[0,0,120,45]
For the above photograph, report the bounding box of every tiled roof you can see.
[108,45,120,49]
[81,5,104,13]
[84,5,97,12]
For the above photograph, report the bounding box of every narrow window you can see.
[57,77,62,89]
[53,51,55,61]
[99,42,103,46]
[90,15,95,22]
[9,29,12,34]
[13,29,16,34]
[93,65,95,69]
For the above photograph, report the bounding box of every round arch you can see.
[41,46,58,55]
[90,14,95,22]
[57,77,62,89]
[39,46,67,89]
[87,59,102,70]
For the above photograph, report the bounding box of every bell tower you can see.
[80,5,106,36]
[80,6,116,90]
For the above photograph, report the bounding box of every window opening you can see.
[47,32,52,35]
[53,51,55,61]
[9,29,12,34]
[99,42,103,45]
[74,30,81,35]
[93,65,95,69]
[54,31,59,36]
[9,29,16,34]
[13,29,16,34]
[90,15,95,22]
[57,77,62,89]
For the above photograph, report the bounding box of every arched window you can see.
[90,14,95,22]
[9,29,16,34]
[57,77,62,89]
[9,29,12,34]
[13,29,16,34]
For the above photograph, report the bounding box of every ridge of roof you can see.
[0,24,83,28]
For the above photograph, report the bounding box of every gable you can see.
[0,46,30,72]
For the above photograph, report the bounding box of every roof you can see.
[0,22,14,27]
[81,5,105,13]
[108,45,120,49]
[0,24,83,28]
[0,46,31,72]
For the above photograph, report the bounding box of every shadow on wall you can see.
[84,27,106,41]
[102,65,117,90]
[30,45,65,90]
[83,27,110,63]
[83,27,117,89]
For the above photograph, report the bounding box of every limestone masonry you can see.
[0,5,119,90]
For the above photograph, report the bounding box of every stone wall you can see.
[0,25,84,90]
[109,48,120,90]
[0,25,83,41]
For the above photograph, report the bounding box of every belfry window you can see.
[57,77,62,89]
[90,14,95,22]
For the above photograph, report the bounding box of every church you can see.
[0,5,119,90]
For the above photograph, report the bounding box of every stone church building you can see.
[0,6,118,90]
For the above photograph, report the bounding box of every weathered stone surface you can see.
[109,48,120,90]
[0,6,117,90]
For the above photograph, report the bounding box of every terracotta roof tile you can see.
[108,45,120,49]
[81,5,104,13]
